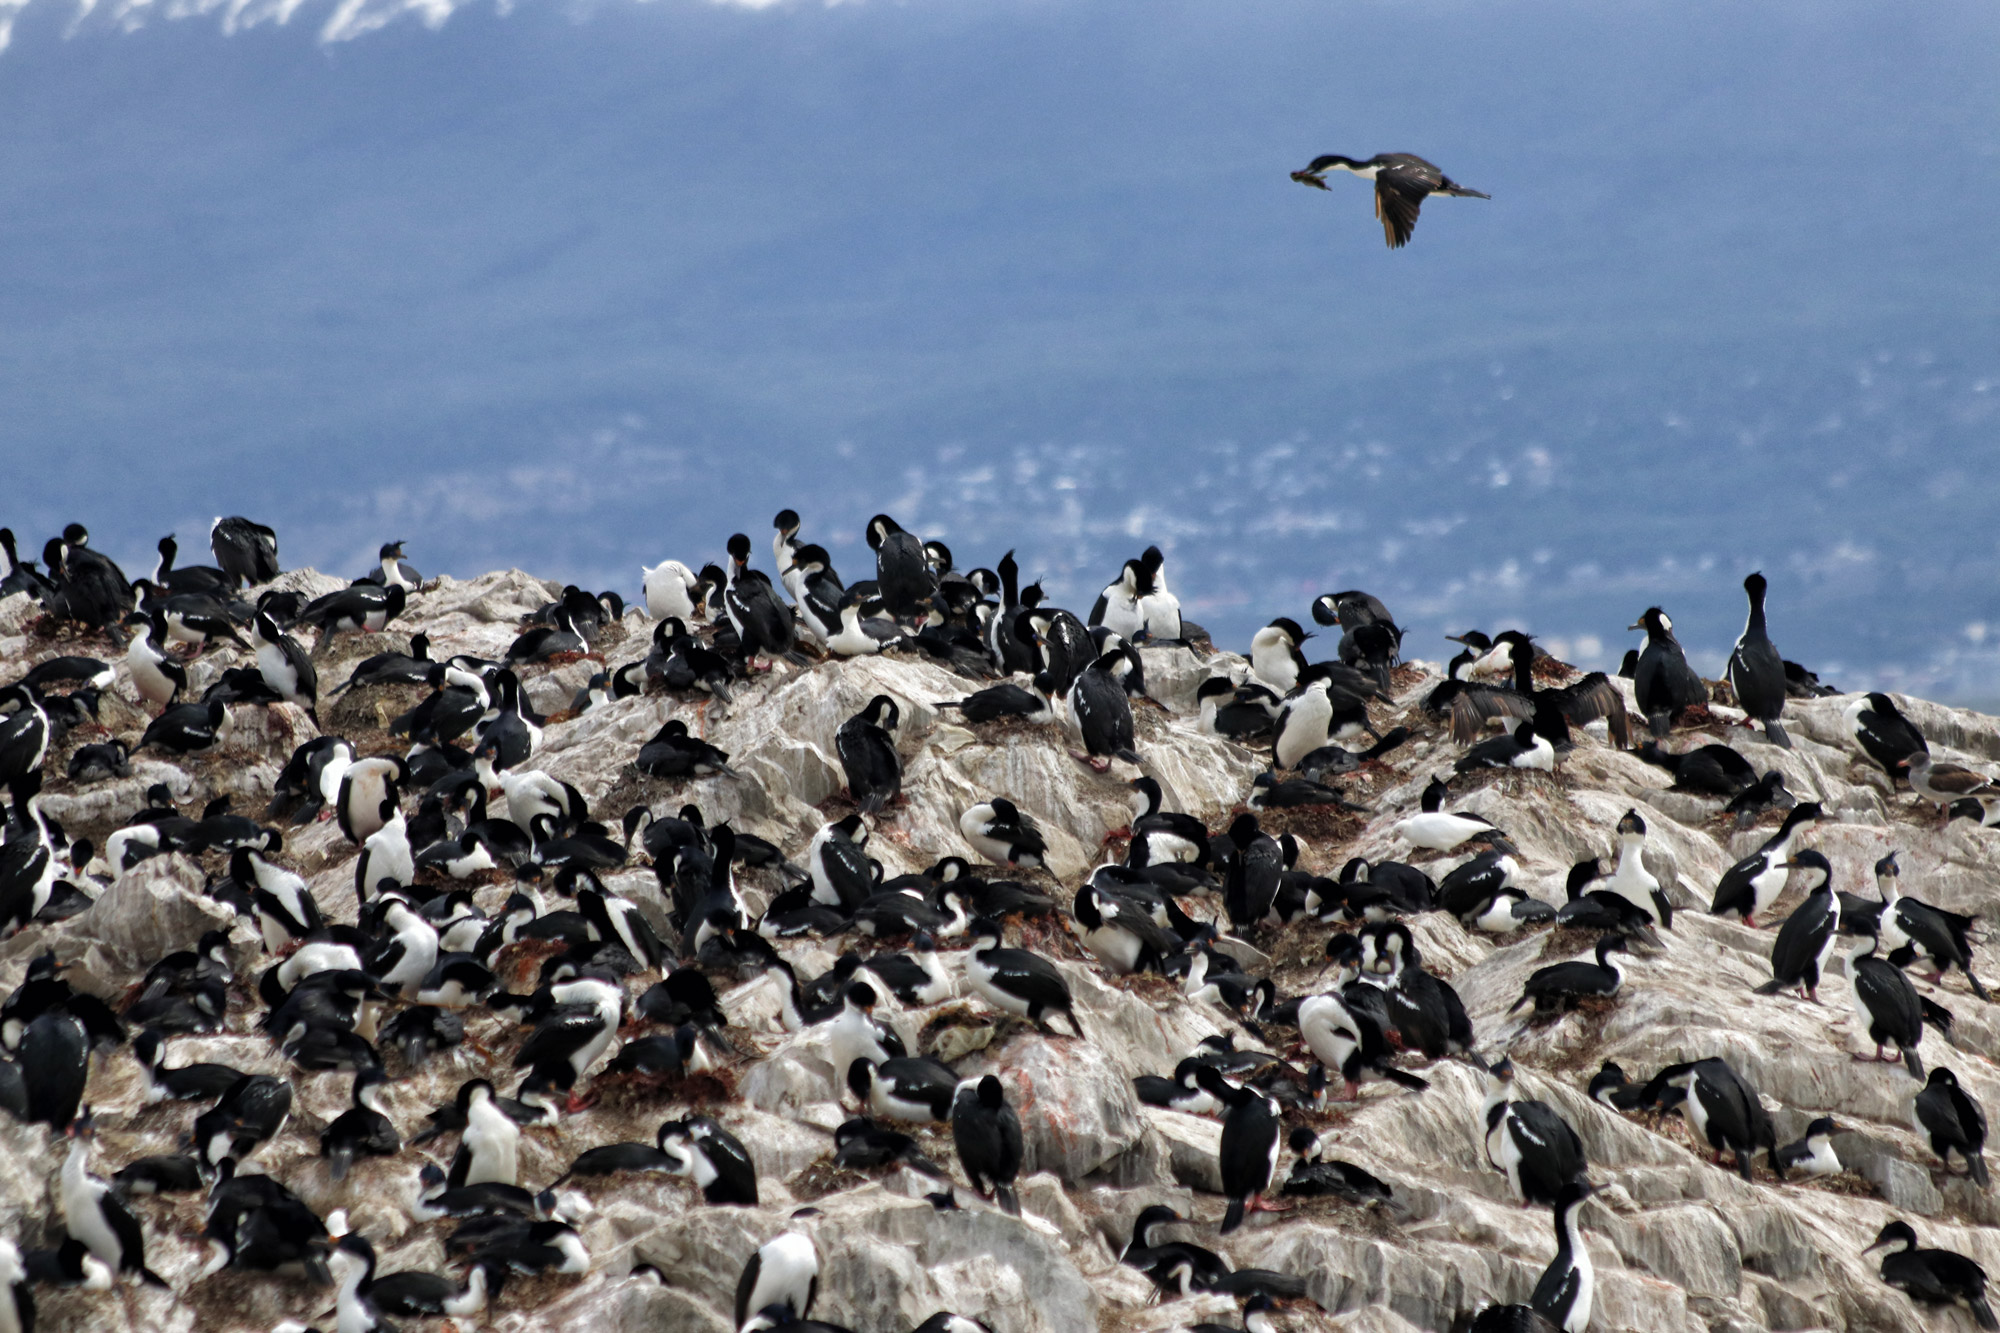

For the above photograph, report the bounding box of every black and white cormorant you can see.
[1864,1221,1998,1331]
[60,1114,168,1287]
[1709,802,1823,927]
[1481,1060,1588,1206]
[299,580,406,636]
[1773,1116,1844,1178]
[735,1229,820,1331]
[1629,607,1708,738]
[1297,989,1427,1100]
[1067,648,1140,772]
[1846,691,1925,781]
[1873,852,1988,998]
[1554,859,1660,941]
[636,719,736,780]
[1439,834,1552,933]
[1289,152,1491,249]
[1219,812,1283,930]
[1446,633,1630,751]
[120,611,186,708]
[964,917,1082,1036]
[950,1075,1022,1215]
[832,1116,947,1177]
[940,675,1057,726]
[643,558,704,623]
[866,514,937,619]
[1135,1058,1222,1116]
[1194,1061,1285,1234]
[826,980,906,1076]
[447,1079,521,1188]
[1125,776,1210,867]
[958,798,1047,870]
[250,610,318,724]
[1272,667,1376,770]
[1845,927,1928,1080]
[1390,775,1498,851]
[664,1115,760,1204]
[1755,851,1838,1002]
[210,515,280,585]
[1586,1061,1649,1112]
[837,695,902,814]
[1727,573,1792,749]
[1073,882,1180,975]
[1521,1182,1596,1333]
[1914,1067,1989,1187]
[321,1067,401,1181]
[1280,1126,1393,1205]
[133,699,228,757]
[1636,740,1757,797]
[553,1121,687,1185]
[1455,720,1556,773]
[1510,934,1628,1014]
[133,1028,244,1104]
[336,755,405,846]
[848,1056,957,1123]
[1638,1057,1778,1180]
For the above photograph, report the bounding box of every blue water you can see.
[2,0,1996,696]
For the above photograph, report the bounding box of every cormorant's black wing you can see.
[1374,179,1424,248]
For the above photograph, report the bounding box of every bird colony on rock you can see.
[0,512,1994,1333]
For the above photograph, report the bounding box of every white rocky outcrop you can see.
[1,568,1997,1333]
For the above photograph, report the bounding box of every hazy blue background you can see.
[3,0,1997,697]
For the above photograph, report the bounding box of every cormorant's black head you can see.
[1265,616,1309,646]
[1864,1220,1917,1254]
[1628,607,1673,637]
[773,509,801,535]
[726,533,752,565]
[1129,1203,1183,1243]
[865,514,904,550]
[1875,851,1900,881]
[1781,801,1825,832]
